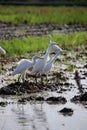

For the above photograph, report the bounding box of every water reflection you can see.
[0,99,87,130]
[11,102,49,130]
[32,103,49,130]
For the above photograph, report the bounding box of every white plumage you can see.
[12,59,32,76]
[41,51,61,75]
[11,56,40,82]
[31,43,54,75]
[49,40,62,53]
[0,46,6,54]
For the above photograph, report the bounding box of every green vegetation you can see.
[0,0,87,5]
[0,32,87,56]
[0,6,87,24]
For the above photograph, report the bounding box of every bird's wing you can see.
[31,59,44,74]
[42,62,52,74]
[12,60,31,75]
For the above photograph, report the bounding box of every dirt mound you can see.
[59,107,73,116]
[0,80,64,95]
[46,96,67,104]
[18,95,67,104]
[71,92,87,103]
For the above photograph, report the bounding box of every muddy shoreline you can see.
[0,22,87,40]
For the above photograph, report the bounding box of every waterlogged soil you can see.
[0,22,87,39]
[0,44,87,130]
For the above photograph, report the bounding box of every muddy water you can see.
[0,73,87,130]
[0,89,87,130]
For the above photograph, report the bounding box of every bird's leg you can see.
[18,74,22,82]
[45,75,49,84]
[22,73,26,82]
[45,74,48,81]
[41,75,44,85]
[35,75,37,84]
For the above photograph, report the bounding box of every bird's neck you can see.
[50,51,60,64]
[32,59,37,65]
[44,45,51,62]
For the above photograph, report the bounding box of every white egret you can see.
[0,46,6,54]
[31,43,56,83]
[31,43,55,75]
[41,50,61,76]
[11,56,41,82]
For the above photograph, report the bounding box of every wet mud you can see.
[71,92,87,103]
[59,107,73,116]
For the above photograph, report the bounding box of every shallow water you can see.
[0,84,87,130]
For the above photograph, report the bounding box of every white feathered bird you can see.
[41,50,61,75]
[11,56,41,82]
[31,43,55,75]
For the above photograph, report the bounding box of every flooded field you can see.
[0,22,87,130]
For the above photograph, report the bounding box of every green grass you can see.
[0,32,87,56]
[0,6,87,24]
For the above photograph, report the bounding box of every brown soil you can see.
[0,22,87,40]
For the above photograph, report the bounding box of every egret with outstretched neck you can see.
[31,43,55,83]
[41,50,61,76]
[31,43,55,75]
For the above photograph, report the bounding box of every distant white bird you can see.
[0,46,6,54]
[41,51,61,76]
[11,56,41,82]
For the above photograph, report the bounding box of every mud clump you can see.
[18,96,45,104]
[35,96,45,101]
[0,78,67,95]
[46,96,67,104]
[0,101,8,107]
[0,81,41,95]
[83,64,87,68]
[59,107,73,116]
[18,96,67,104]
[71,92,87,103]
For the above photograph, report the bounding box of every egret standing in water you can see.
[11,56,41,82]
[0,46,6,55]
